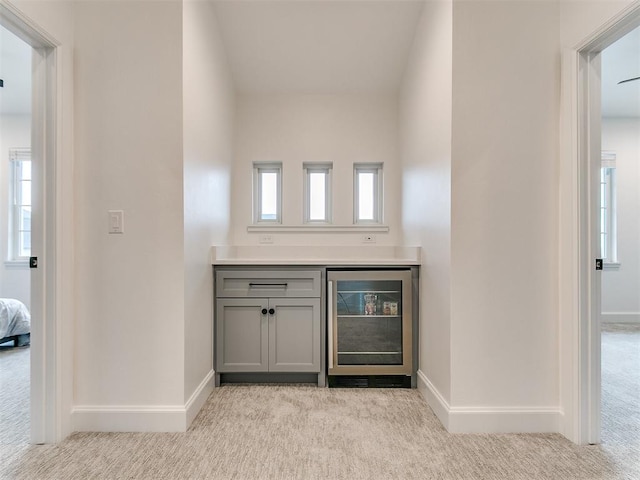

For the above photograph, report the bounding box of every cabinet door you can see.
[268,298,321,372]
[216,298,269,372]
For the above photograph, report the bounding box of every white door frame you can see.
[564,1,640,445]
[0,0,62,444]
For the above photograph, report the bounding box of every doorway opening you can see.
[574,2,640,446]
[599,26,640,447]
[0,1,61,444]
[0,22,32,445]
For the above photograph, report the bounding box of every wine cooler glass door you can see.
[329,270,412,375]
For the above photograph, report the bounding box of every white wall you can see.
[73,1,185,408]
[0,114,30,309]
[450,0,560,419]
[230,93,401,246]
[183,0,234,403]
[15,0,231,435]
[559,1,635,49]
[11,0,637,442]
[399,0,636,438]
[601,118,640,322]
[399,0,452,416]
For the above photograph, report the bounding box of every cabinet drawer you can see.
[216,270,321,298]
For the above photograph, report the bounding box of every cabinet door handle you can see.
[268,308,275,315]
[249,283,288,288]
[261,308,268,315]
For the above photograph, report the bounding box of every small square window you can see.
[354,163,383,224]
[253,162,282,224]
[304,163,332,223]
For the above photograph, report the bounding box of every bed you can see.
[0,298,30,347]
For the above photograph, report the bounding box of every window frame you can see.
[253,162,282,224]
[353,163,383,224]
[600,151,617,265]
[303,162,332,224]
[8,148,32,262]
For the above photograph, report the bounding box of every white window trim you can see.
[303,162,332,224]
[253,162,282,224]
[354,163,383,225]
[600,151,617,265]
[246,224,389,233]
[8,148,31,263]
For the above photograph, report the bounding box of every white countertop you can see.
[211,245,421,266]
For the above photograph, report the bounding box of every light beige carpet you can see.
[601,323,640,449]
[1,325,639,479]
[0,343,30,445]
[1,384,639,480]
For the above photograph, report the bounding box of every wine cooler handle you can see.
[328,280,333,370]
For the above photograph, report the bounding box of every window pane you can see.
[261,172,277,220]
[20,206,31,230]
[9,155,33,260]
[21,180,31,206]
[599,165,617,262]
[358,172,375,220]
[19,231,31,257]
[309,172,326,220]
[21,161,32,181]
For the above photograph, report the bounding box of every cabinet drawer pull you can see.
[249,282,288,288]
[261,308,268,315]
[268,308,275,315]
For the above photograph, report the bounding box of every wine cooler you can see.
[327,269,413,383]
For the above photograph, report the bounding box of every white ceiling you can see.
[0,24,31,115]
[2,3,638,116]
[602,26,640,118]
[212,0,425,94]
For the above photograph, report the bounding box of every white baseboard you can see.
[447,406,561,434]
[601,312,640,323]
[417,369,561,434]
[72,370,215,433]
[72,405,187,433]
[417,370,450,430]
[185,370,214,427]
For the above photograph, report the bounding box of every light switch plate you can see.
[108,210,124,234]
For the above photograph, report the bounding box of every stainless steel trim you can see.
[328,280,333,370]
[338,351,402,355]
[326,270,412,377]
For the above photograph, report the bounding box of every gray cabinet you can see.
[215,269,323,384]
[268,297,320,372]
[216,298,269,372]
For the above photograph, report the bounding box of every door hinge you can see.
[595,258,603,271]
[29,257,38,269]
